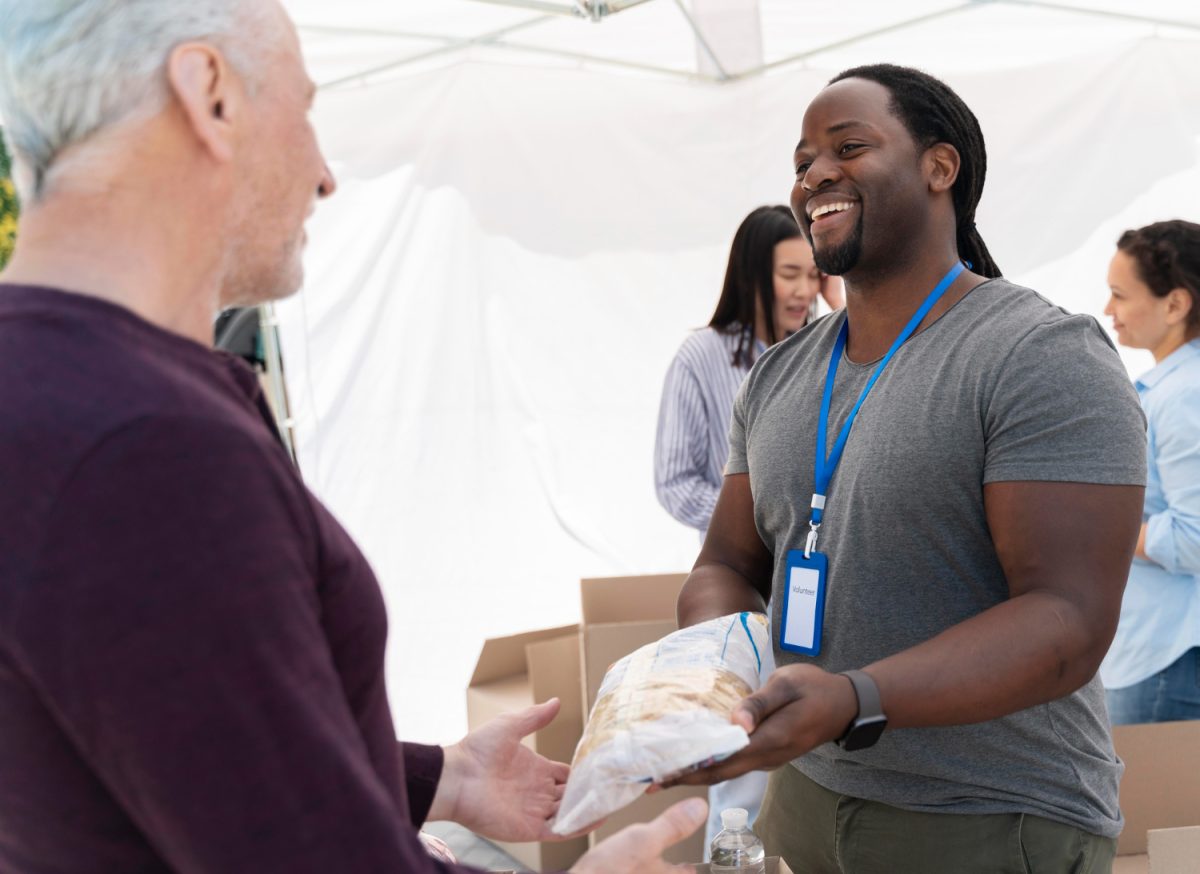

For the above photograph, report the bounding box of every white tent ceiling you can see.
[287,0,1200,88]
[274,0,1200,743]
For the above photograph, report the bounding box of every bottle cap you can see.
[720,808,748,830]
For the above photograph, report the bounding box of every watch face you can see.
[842,715,888,752]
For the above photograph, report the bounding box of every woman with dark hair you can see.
[654,205,840,539]
[1100,219,1200,725]
[654,205,841,851]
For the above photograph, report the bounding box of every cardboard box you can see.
[1147,825,1200,873]
[694,859,793,874]
[578,573,689,714]
[577,573,709,866]
[1110,719,1200,872]
[1113,826,1200,874]
[466,624,588,873]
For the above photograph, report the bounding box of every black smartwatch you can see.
[836,669,888,751]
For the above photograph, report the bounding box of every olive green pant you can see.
[753,766,1116,874]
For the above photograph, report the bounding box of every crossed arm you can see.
[670,472,1144,784]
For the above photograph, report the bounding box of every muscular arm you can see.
[676,473,774,628]
[866,480,1143,728]
[670,479,1143,784]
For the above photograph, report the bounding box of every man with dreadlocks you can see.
[668,65,1147,872]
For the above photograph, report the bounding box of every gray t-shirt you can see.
[727,278,1146,838]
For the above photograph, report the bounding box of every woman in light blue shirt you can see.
[1100,220,1200,724]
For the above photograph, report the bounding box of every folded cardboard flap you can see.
[527,634,585,763]
[580,573,686,624]
[1148,825,1200,874]
[581,618,676,715]
[1112,720,1200,856]
[576,572,706,866]
[1113,826,1200,874]
[466,624,587,872]
[468,623,578,687]
[578,573,688,714]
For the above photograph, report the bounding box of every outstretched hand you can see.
[432,698,572,842]
[570,797,707,874]
[663,664,856,787]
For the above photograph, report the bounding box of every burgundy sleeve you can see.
[16,417,485,874]
[402,743,445,827]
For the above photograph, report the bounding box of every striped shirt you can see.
[654,325,764,537]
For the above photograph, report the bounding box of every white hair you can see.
[0,0,275,201]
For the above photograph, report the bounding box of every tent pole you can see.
[258,304,299,467]
[469,0,583,14]
[670,0,730,81]
[319,14,553,89]
[728,2,976,81]
[476,40,716,81]
[320,32,716,89]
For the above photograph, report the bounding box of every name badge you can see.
[780,549,827,656]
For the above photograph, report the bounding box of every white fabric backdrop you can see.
[279,36,1200,743]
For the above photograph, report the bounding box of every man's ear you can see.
[925,142,961,194]
[166,42,238,163]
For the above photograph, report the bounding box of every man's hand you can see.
[570,797,708,874]
[429,699,570,842]
[664,664,857,786]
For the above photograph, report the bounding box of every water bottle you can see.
[709,808,766,873]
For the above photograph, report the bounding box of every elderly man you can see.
[0,2,703,871]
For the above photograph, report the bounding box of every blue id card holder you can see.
[780,549,828,656]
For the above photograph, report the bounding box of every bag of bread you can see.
[552,611,768,835]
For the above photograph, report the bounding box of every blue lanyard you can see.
[805,261,965,557]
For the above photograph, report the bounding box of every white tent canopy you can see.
[278,0,1200,743]
[289,0,1200,86]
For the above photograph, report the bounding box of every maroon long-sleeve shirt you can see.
[0,286,482,873]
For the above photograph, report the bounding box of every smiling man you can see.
[0,1,705,872]
[673,64,1147,872]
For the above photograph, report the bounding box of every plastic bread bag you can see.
[551,611,769,836]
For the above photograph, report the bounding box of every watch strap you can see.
[841,669,883,722]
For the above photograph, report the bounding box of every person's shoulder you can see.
[1158,340,1200,394]
[959,277,1116,355]
[1144,345,1200,425]
[963,277,1084,326]
[735,311,841,412]
[55,413,291,513]
[674,325,737,368]
[752,310,842,375]
[965,281,1142,424]
[0,291,283,519]
[1,288,249,440]
[681,325,735,352]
